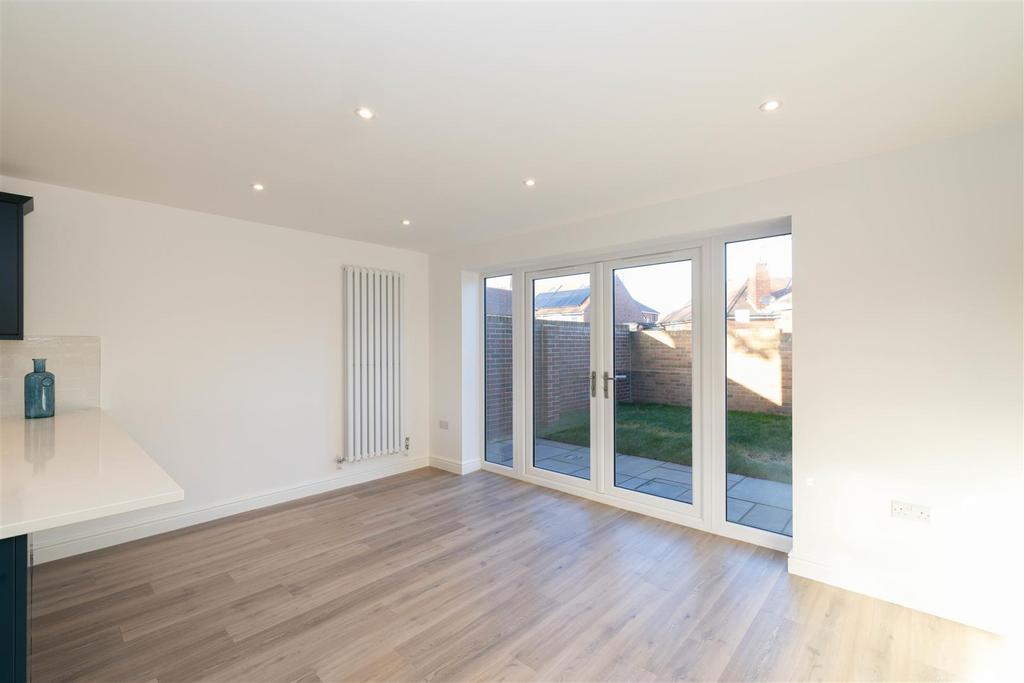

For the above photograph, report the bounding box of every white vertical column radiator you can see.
[342,266,407,463]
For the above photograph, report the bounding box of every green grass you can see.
[538,402,792,483]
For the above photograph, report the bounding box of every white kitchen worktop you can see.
[0,408,183,539]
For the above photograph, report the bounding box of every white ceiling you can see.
[2,1,1021,253]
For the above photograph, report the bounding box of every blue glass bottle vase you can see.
[24,358,55,419]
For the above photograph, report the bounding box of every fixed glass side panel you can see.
[484,275,513,467]
[532,273,592,480]
[611,260,695,503]
[724,234,793,536]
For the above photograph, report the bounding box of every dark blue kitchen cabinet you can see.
[0,192,33,340]
[1,535,28,683]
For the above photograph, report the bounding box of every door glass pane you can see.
[532,273,591,479]
[612,260,694,503]
[725,234,793,536]
[484,275,513,467]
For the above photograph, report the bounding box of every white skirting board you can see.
[32,455,429,563]
[787,554,1003,635]
[429,455,482,476]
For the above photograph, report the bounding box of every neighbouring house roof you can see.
[660,303,693,324]
[611,277,659,324]
[485,286,513,316]
[660,275,791,324]
[727,277,792,320]
[534,288,590,310]
[484,277,658,324]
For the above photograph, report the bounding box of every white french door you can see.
[523,251,703,519]
[597,250,702,518]
[524,264,599,487]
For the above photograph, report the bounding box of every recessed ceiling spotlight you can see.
[355,107,376,120]
[523,178,536,187]
[401,219,412,226]
[759,99,782,113]
[251,183,265,191]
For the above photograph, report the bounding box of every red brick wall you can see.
[629,329,694,406]
[532,319,591,428]
[484,316,791,440]
[484,314,513,440]
[626,323,791,414]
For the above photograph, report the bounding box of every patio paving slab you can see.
[636,479,687,500]
[544,449,589,466]
[486,440,513,457]
[727,498,755,522]
[534,443,577,459]
[613,455,664,477]
[736,503,791,535]
[728,477,792,509]
[642,465,692,485]
[537,458,589,477]
[485,440,513,466]
[615,476,645,491]
[536,438,582,450]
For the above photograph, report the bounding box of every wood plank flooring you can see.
[31,468,1000,682]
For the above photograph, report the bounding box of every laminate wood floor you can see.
[32,468,1001,682]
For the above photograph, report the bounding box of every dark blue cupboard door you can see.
[1,535,29,683]
[0,191,32,340]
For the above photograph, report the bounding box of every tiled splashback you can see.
[0,337,101,417]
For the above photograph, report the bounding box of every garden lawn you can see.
[538,402,792,483]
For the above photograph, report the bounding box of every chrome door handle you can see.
[602,371,614,398]
[590,371,597,398]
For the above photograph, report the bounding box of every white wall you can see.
[0,177,431,561]
[433,271,483,475]
[428,124,1023,634]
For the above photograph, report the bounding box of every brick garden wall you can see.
[627,324,792,415]
[726,322,792,416]
[532,319,589,428]
[484,314,513,440]
[629,329,694,407]
[484,315,791,440]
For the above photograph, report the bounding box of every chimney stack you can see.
[748,261,772,311]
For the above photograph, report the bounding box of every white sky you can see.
[616,261,690,314]
[487,234,792,316]
[726,234,792,282]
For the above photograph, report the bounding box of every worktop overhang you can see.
[1,409,183,539]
